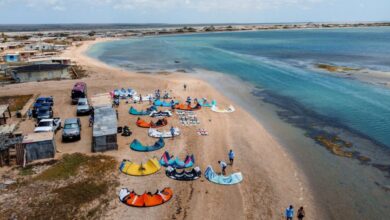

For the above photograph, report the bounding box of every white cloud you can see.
[108,0,324,11]
[2,0,324,12]
[1,0,66,10]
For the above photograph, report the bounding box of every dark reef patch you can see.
[251,88,390,182]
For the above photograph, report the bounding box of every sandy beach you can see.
[0,38,321,219]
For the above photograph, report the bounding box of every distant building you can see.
[4,42,24,50]
[19,51,38,60]
[53,44,68,50]
[24,43,55,51]
[28,57,71,65]
[3,53,20,63]
[11,64,71,82]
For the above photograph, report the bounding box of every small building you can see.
[0,132,23,167]
[53,45,68,51]
[92,106,117,152]
[28,57,72,65]
[11,64,71,82]
[22,132,56,163]
[19,51,38,60]
[24,43,55,51]
[3,53,20,63]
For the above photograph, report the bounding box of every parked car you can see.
[76,98,91,116]
[36,106,53,121]
[71,82,87,104]
[33,96,54,117]
[62,118,81,142]
[33,96,54,109]
[34,118,61,133]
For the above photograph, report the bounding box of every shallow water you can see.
[88,28,390,219]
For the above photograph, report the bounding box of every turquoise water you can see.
[89,28,390,148]
[88,28,390,219]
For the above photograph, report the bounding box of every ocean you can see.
[88,27,390,219]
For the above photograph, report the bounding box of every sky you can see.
[0,0,389,24]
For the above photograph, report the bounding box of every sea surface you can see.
[88,28,390,219]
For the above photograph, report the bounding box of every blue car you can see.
[36,106,53,121]
[33,96,53,109]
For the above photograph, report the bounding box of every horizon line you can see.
[0,20,389,26]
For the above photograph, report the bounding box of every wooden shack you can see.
[22,132,56,163]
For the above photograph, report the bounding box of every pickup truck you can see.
[34,118,61,133]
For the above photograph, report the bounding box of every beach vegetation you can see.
[1,32,7,43]
[1,153,119,219]
[88,31,96,37]
[35,153,116,181]
[0,94,33,111]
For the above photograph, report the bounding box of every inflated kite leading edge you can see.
[148,127,180,138]
[136,118,168,128]
[211,105,235,113]
[160,151,195,169]
[120,158,161,176]
[204,165,243,185]
[119,188,173,207]
[166,166,201,181]
[130,137,165,152]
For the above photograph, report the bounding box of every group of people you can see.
[154,89,170,100]
[218,149,235,175]
[285,205,305,220]
[216,151,306,220]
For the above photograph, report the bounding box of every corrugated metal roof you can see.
[93,107,117,137]
[23,132,54,143]
[12,64,69,72]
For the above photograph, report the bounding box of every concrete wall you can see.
[13,68,71,82]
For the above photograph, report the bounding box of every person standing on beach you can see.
[149,96,152,105]
[285,205,294,220]
[139,94,143,104]
[218,160,227,175]
[170,126,175,139]
[27,108,32,119]
[228,149,235,165]
[297,207,305,220]
[89,114,94,127]
[184,84,187,91]
[170,99,176,112]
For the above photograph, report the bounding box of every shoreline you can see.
[83,34,390,219]
[2,22,390,34]
[0,38,322,219]
[73,38,323,218]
